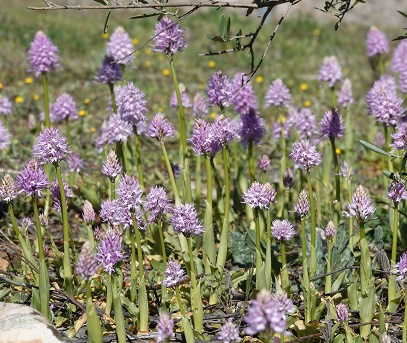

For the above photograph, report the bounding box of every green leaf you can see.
[0,288,11,300]
[398,10,407,18]
[86,290,103,343]
[382,170,394,179]
[359,139,393,157]
[207,34,226,42]
[230,231,255,266]
[332,334,345,343]
[220,16,226,38]
[93,0,108,5]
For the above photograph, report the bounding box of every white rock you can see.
[0,302,63,343]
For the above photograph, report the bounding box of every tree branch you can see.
[28,0,290,11]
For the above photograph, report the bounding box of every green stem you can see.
[109,83,117,113]
[330,137,340,203]
[325,239,332,294]
[378,55,385,76]
[158,219,167,267]
[110,180,115,200]
[169,56,191,203]
[388,203,399,305]
[344,323,353,343]
[169,57,186,161]
[195,155,202,208]
[254,208,263,290]
[359,221,373,296]
[65,118,72,146]
[391,203,399,264]
[131,212,144,277]
[42,72,50,128]
[348,180,353,251]
[8,203,38,270]
[300,219,311,323]
[307,171,317,279]
[33,195,49,318]
[175,286,186,317]
[331,87,336,107]
[217,147,231,269]
[203,157,216,273]
[300,219,307,264]
[121,142,129,174]
[160,141,180,205]
[279,112,287,190]
[129,217,138,303]
[133,129,144,187]
[175,287,195,343]
[87,225,95,250]
[187,237,203,332]
[112,273,126,343]
[86,282,103,343]
[403,289,407,343]
[265,207,272,290]
[345,107,352,154]
[55,163,74,295]
[384,125,393,173]
[280,241,289,291]
[248,140,255,182]
[105,273,113,316]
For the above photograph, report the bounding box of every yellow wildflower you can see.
[313,28,320,37]
[210,112,216,119]
[90,127,96,133]
[304,100,311,107]
[84,98,90,105]
[255,76,264,84]
[145,61,152,67]
[132,38,139,45]
[25,77,33,85]
[300,83,308,91]
[336,148,342,155]
[15,96,23,104]
[33,94,40,101]
[102,32,109,39]
[162,69,170,77]
[79,110,86,117]
[208,60,216,68]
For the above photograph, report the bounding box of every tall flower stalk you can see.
[171,203,204,332]
[212,115,236,271]
[294,189,311,321]
[152,17,190,202]
[387,180,407,308]
[55,163,74,294]
[17,160,50,316]
[346,185,376,337]
[320,109,345,225]
[117,82,147,186]
[76,242,102,343]
[96,229,126,340]
[1,174,38,270]
[163,261,194,343]
[189,118,221,276]
[243,181,276,290]
[33,194,50,318]
[169,58,191,202]
[291,140,322,280]
[271,220,296,291]
[325,221,336,294]
[33,128,73,295]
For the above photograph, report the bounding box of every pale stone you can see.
[0,302,63,343]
